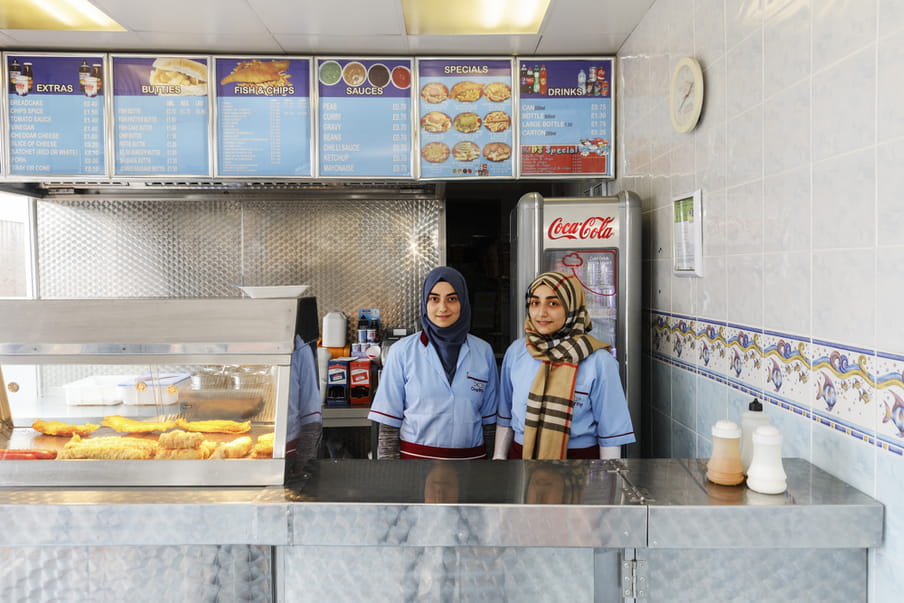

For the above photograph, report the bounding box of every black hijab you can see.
[421,266,471,383]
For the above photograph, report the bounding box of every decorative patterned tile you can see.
[760,332,811,409]
[810,342,876,437]
[875,352,904,452]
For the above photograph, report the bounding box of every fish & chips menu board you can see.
[316,58,412,178]
[417,59,514,179]
[518,58,613,177]
[5,54,106,177]
[215,57,312,177]
[111,55,211,176]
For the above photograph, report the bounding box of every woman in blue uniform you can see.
[369,266,498,460]
[494,271,634,460]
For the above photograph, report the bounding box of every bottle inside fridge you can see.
[545,248,618,357]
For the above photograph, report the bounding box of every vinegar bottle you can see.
[740,398,771,474]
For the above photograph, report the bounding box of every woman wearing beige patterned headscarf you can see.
[493,272,634,460]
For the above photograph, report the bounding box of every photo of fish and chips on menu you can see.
[417,59,514,178]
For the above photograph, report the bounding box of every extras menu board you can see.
[517,58,613,178]
[316,58,412,178]
[111,55,211,176]
[215,57,312,177]
[5,53,106,177]
[417,59,514,179]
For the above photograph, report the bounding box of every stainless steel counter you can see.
[0,458,884,601]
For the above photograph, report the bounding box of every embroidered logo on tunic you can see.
[467,373,486,394]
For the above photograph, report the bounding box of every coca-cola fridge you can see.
[510,191,642,455]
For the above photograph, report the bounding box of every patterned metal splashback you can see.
[36,195,444,337]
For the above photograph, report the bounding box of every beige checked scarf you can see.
[522,272,610,459]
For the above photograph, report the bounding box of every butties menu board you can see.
[215,57,312,177]
[111,55,211,176]
[316,58,413,178]
[417,59,514,179]
[5,54,106,177]
[517,58,614,178]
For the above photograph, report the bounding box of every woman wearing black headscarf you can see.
[368,266,498,459]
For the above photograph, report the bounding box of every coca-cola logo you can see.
[547,216,615,240]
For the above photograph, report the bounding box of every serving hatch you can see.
[0,297,314,487]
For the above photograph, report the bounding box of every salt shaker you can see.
[746,425,787,494]
[706,419,745,486]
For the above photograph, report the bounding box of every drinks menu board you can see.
[316,58,412,178]
[517,58,614,178]
[417,59,514,179]
[111,55,210,176]
[215,57,312,177]
[5,54,106,177]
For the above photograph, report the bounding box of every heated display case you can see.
[0,297,319,486]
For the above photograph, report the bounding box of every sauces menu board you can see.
[111,55,210,176]
[6,54,106,177]
[517,58,613,178]
[417,59,514,179]
[215,57,312,177]
[316,58,412,178]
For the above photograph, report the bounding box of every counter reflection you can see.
[287,459,626,505]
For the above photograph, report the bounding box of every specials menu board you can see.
[316,58,413,178]
[111,55,210,176]
[517,58,614,178]
[5,54,106,177]
[417,59,514,179]
[215,57,312,177]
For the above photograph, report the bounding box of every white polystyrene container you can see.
[63,375,127,405]
[322,311,347,347]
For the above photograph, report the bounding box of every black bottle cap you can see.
[749,398,763,412]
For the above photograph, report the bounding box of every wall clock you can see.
[669,57,704,133]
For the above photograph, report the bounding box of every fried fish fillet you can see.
[210,436,253,459]
[156,441,217,460]
[220,59,291,85]
[57,434,158,460]
[102,415,176,434]
[32,419,100,437]
[176,418,251,434]
[157,429,206,450]
[252,432,275,458]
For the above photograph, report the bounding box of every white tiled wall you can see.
[616,0,904,599]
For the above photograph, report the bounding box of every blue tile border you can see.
[647,310,904,458]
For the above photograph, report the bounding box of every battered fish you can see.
[102,415,176,434]
[252,432,275,458]
[156,441,217,460]
[211,436,253,459]
[157,429,206,450]
[32,419,100,437]
[57,434,158,460]
[176,418,251,434]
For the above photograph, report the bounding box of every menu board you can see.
[417,59,514,179]
[316,57,412,178]
[517,58,614,178]
[5,54,106,177]
[215,57,312,177]
[111,55,210,176]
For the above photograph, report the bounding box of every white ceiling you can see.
[0,0,654,56]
